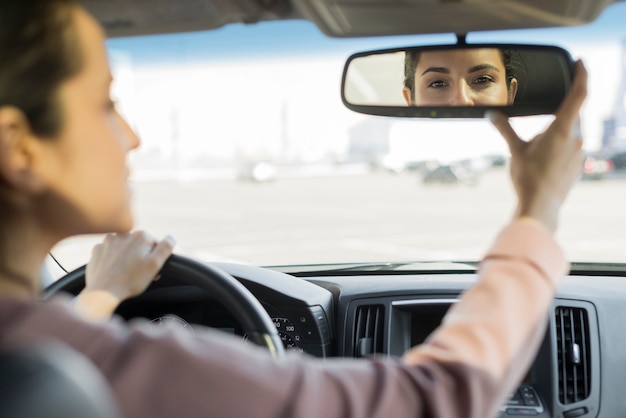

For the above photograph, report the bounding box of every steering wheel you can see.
[44,254,285,358]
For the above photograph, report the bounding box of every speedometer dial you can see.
[272,317,304,353]
[149,314,195,334]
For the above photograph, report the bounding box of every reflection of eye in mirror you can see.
[341,44,574,118]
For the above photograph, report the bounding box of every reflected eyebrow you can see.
[420,67,450,76]
[467,64,500,73]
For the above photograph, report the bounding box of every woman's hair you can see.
[0,0,82,258]
[0,0,82,138]
[403,48,517,102]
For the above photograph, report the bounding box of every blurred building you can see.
[601,39,626,151]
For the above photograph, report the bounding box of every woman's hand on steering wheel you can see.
[48,252,285,357]
[73,231,175,322]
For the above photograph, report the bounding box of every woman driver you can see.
[403,48,519,106]
[0,1,586,418]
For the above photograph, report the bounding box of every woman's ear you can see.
[508,78,519,105]
[0,106,46,193]
[402,87,414,106]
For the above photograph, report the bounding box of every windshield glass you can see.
[51,3,626,273]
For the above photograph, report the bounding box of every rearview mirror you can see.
[341,44,575,118]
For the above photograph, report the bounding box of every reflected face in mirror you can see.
[402,48,518,106]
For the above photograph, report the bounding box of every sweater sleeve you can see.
[402,218,568,417]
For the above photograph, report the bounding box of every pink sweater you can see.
[0,219,567,418]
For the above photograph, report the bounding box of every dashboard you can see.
[113,261,626,418]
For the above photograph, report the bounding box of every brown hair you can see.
[0,0,83,138]
[0,0,83,265]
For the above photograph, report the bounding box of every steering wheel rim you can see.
[44,254,285,357]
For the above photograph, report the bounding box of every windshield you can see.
[51,3,626,273]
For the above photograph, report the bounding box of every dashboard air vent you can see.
[354,304,384,357]
[555,306,591,404]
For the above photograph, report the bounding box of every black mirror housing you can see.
[341,44,575,118]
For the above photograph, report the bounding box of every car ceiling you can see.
[81,0,622,38]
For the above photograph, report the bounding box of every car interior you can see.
[40,0,626,417]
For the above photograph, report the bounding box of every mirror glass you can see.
[341,44,574,118]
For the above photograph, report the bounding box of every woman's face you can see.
[40,6,140,236]
[403,48,518,106]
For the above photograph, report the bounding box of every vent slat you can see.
[354,305,384,357]
[373,308,381,349]
[555,307,591,404]
[557,309,568,404]
[579,309,590,397]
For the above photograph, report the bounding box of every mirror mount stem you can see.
[455,33,467,45]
